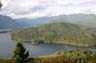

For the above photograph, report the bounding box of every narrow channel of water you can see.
[0,33,96,58]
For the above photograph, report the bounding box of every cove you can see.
[0,33,96,58]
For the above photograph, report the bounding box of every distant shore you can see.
[0,29,12,33]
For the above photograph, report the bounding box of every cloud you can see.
[0,0,96,19]
[7,11,47,19]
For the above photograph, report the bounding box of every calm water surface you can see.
[0,33,96,58]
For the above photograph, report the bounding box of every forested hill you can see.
[10,22,96,46]
[0,15,21,29]
[0,15,29,29]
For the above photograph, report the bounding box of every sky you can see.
[0,0,96,19]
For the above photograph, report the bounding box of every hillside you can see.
[10,22,96,46]
[37,50,96,63]
[15,14,96,27]
[0,50,96,63]
[0,15,21,29]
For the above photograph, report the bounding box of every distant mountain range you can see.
[16,14,96,27]
[0,15,28,29]
[0,14,96,29]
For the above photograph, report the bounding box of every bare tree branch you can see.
[0,2,2,9]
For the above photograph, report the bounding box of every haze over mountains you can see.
[0,14,96,29]
[0,15,19,29]
[16,14,96,27]
[0,15,28,29]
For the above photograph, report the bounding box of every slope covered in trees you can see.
[0,41,96,63]
[0,50,96,63]
[10,22,96,46]
[36,50,96,63]
[0,15,30,29]
[0,15,21,29]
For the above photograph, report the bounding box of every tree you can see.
[0,2,2,9]
[13,42,29,63]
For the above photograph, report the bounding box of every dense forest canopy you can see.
[36,50,96,63]
[10,22,96,47]
[0,50,96,63]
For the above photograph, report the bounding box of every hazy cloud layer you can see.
[0,0,96,18]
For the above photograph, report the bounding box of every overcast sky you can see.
[0,0,96,19]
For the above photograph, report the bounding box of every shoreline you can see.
[14,39,96,48]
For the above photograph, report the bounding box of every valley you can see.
[0,14,96,63]
[0,0,96,62]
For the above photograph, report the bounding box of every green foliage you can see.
[13,42,29,63]
[36,50,96,63]
[0,50,96,63]
[10,22,96,46]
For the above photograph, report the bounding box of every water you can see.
[0,33,96,58]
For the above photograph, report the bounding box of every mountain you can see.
[15,14,96,27]
[10,22,96,47]
[0,15,28,29]
[15,16,68,26]
[15,17,55,26]
[62,14,96,27]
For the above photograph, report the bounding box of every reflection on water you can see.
[0,33,96,58]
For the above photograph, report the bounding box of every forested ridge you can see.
[0,15,21,29]
[10,22,96,46]
[36,50,96,63]
[0,50,96,63]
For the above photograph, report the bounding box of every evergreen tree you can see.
[13,42,29,63]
